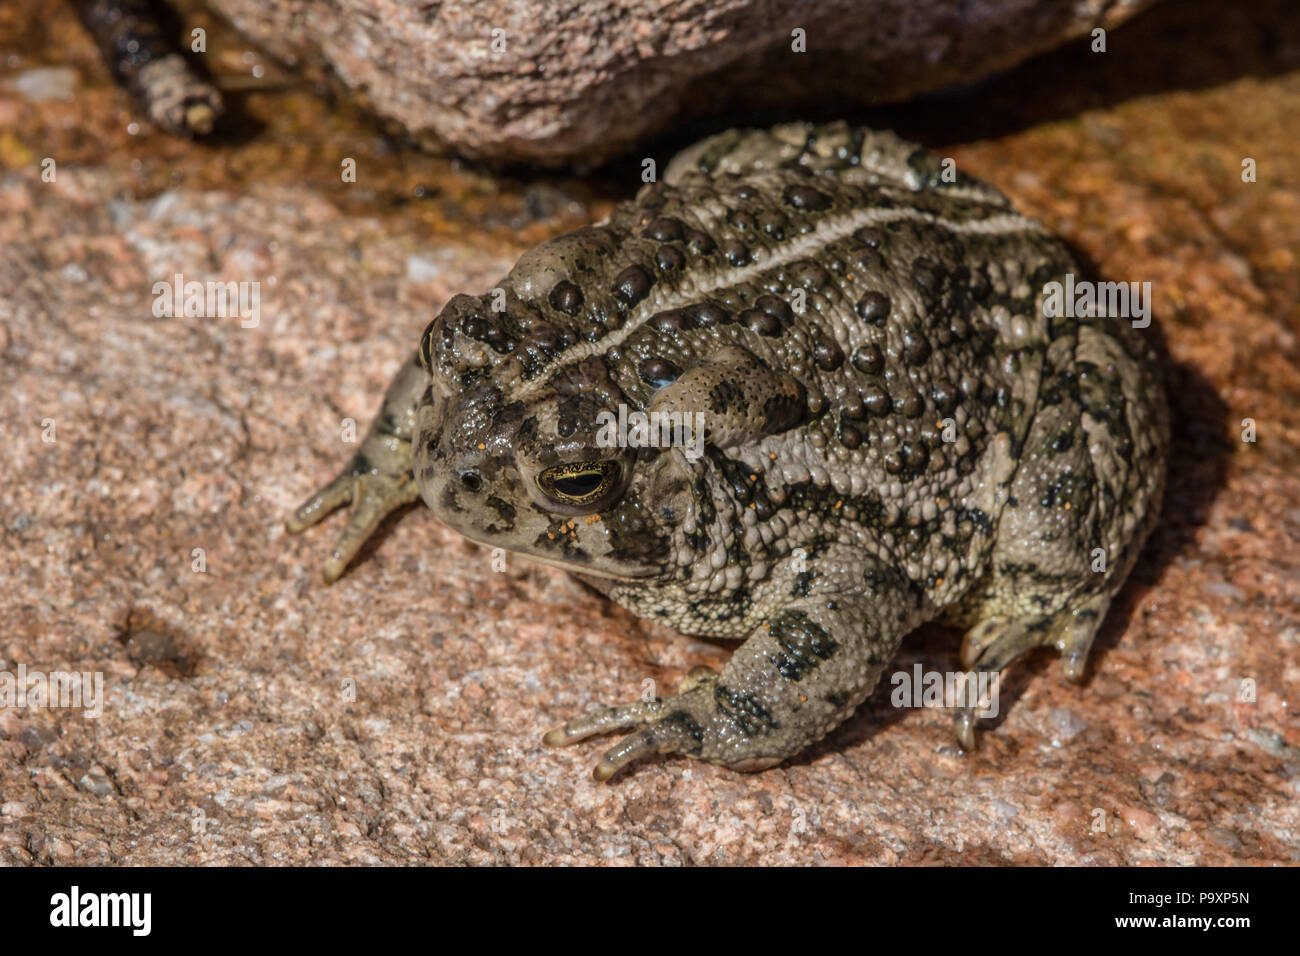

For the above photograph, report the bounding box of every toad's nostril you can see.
[460,471,482,493]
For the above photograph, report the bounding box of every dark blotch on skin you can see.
[640,357,682,388]
[709,380,744,414]
[549,280,584,316]
[656,246,684,271]
[903,328,932,365]
[896,391,924,418]
[768,609,838,681]
[723,240,750,267]
[762,390,805,434]
[932,380,959,415]
[612,265,653,305]
[644,216,684,242]
[743,309,783,337]
[755,295,793,323]
[912,257,943,294]
[790,262,830,291]
[851,247,884,272]
[685,229,716,254]
[462,315,491,341]
[713,683,776,736]
[526,323,560,354]
[653,309,694,332]
[903,441,930,472]
[485,495,516,528]
[758,211,787,239]
[851,344,884,375]
[727,209,755,231]
[838,417,863,450]
[813,338,844,371]
[691,303,731,327]
[863,384,891,417]
[657,711,705,752]
[791,571,815,597]
[855,291,890,324]
[853,227,884,247]
[783,185,832,211]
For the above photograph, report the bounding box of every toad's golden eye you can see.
[536,460,621,506]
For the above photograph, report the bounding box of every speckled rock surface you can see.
[0,0,1297,864]
[177,0,1150,163]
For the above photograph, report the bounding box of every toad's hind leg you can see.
[285,353,426,582]
[946,322,1167,748]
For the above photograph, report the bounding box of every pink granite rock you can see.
[199,0,1155,164]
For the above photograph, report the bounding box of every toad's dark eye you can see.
[555,471,603,497]
[536,460,621,507]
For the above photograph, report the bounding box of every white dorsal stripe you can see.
[510,204,1043,402]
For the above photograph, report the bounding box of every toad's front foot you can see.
[285,453,419,583]
[285,352,427,582]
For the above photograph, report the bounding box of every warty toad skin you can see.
[287,122,1169,780]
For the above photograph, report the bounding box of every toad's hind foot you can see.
[950,592,1111,750]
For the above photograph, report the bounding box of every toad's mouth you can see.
[435,519,659,583]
